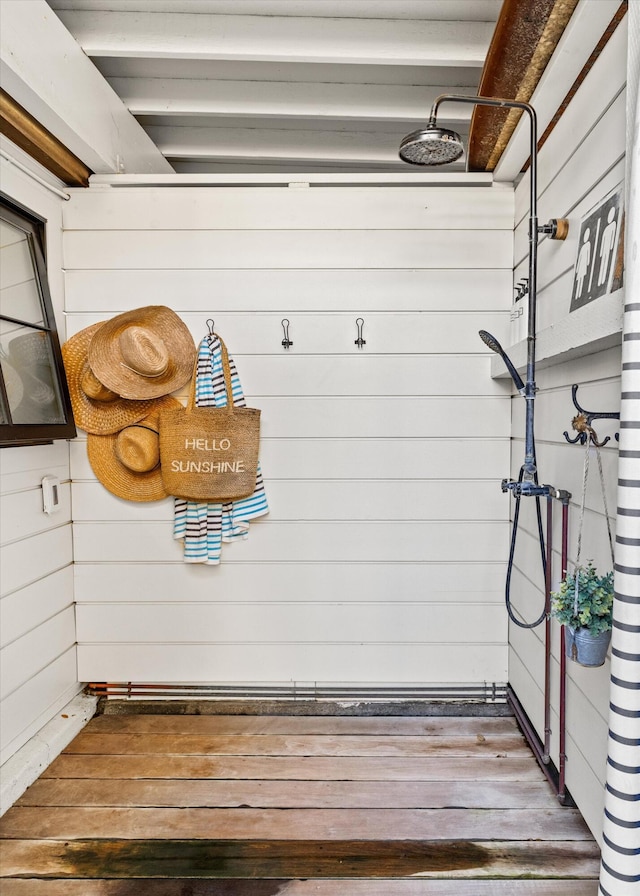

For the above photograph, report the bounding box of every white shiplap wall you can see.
[0,147,80,767]
[64,182,514,688]
[507,16,627,843]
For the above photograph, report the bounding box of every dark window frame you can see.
[0,192,76,447]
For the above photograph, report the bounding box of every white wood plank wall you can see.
[507,17,627,843]
[64,183,515,688]
[0,149,80,767]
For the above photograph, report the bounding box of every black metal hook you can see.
[563,384,620,447]
[206,318,215,336]
[355,318,366,349]
[514,279,529,302]
[281,319,293,350]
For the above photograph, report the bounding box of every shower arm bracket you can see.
[562,384,620,446]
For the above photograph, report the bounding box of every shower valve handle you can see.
[502,479,554,498]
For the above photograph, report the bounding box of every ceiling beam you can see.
[146,124,467,169]
[48,1,503,21]
[52,10,494,67]
[0,0,173,174]
[0,89,91,187]
[467,0,580,171]
[95,58,483,88]
[112,78,476,124]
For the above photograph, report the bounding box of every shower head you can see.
[479,329,505,354]
[398,125,465,166]
[479,330,525,393]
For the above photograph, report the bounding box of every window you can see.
[0,193,76,446]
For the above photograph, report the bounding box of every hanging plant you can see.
[551,561,614,666]
[553,417,616,666]
[551,561,614,635]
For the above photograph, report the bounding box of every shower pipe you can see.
[400,93,565,489]
[399,95,570,629]
[559,497,569,803]
[544,494,553,762]
[442,97,539,484]
[507,487,570,805]
[507,490,572,806]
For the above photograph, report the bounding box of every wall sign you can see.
[570,185,624,312]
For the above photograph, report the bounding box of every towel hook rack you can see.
[563,384,620,447]
[355,318,366,349]
[206,318,215,336]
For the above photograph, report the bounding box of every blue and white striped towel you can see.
[173,333,269,564]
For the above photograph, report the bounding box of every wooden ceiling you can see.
[44,0,503,174]
[2,1,622,182]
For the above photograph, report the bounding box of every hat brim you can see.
[62,323,157,434]
[87,306,196,400]
[87,395,183,502]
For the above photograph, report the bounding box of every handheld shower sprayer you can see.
[477,328,535,480]
[478,330,525,394]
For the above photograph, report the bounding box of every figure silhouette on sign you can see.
[597,207,618,286]
[575,227,591,299]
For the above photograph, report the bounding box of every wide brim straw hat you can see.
[88,305,196,400]
[62,322,157,434]
[87,395,182,502]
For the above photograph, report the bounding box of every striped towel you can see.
[174,333,269,564]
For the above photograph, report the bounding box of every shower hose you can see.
[505,447,548,630]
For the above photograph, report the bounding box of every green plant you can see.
[551,561,614,635]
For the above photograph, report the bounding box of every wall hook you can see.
[514,279,529,301]
[206,318,215,336]
[281,319,293,350]
[563,384,620,447]
[355,318,366,349]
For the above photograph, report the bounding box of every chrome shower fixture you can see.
[399,93,541,481]
[399,94,567,482]
[399,124,464,166]
[399,95,573,636]
[478,330,525,394]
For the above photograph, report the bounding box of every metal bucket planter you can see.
[565,626,611,667]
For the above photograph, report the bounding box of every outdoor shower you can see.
[398,93,577,794]
[399,94,569,630]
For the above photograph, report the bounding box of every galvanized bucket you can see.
[565,626,611,667]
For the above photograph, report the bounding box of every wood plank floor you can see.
[0,710,600,894]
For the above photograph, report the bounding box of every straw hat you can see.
[87,396,182,502]
[62,322,156,434]
[88,306,196,400]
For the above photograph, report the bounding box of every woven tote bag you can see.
[158,338,260,501]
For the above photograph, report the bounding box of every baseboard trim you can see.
[0,691,98,816]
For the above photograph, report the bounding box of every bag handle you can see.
[185,334,234,414]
